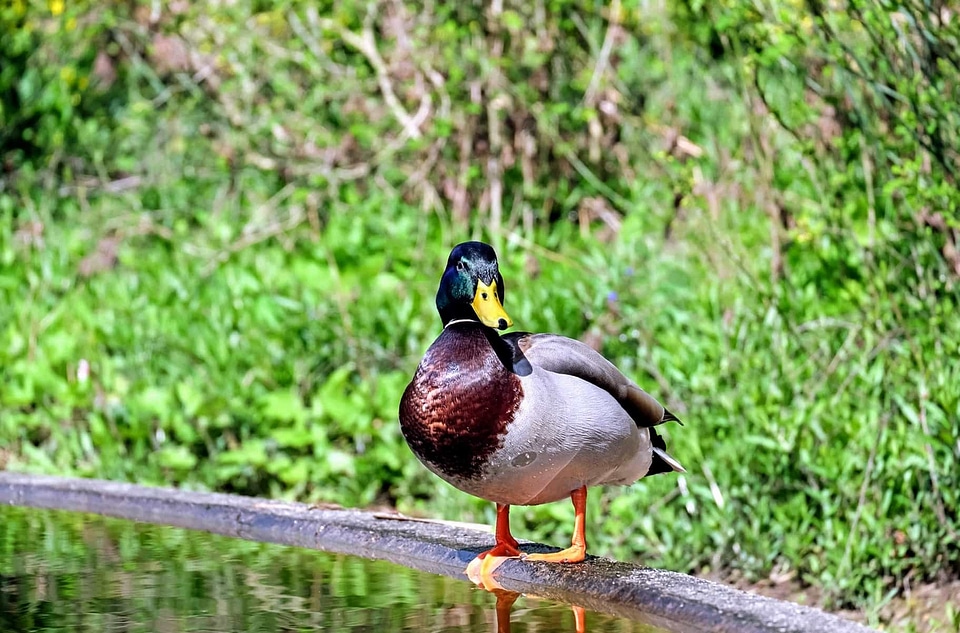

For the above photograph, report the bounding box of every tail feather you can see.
[652,446,686,473]
[646,427,687,476]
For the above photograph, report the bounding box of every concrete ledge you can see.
[0,473,876,633]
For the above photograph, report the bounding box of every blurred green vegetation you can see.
[1,0,958,626]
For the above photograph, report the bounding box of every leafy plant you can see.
[1,0,957,625]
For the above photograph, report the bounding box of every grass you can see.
[2,0,959,629]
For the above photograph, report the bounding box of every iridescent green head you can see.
[436,242,513,330]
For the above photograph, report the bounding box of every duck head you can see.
[436,241,514,330]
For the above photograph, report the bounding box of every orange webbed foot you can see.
[522,543,586,564]
[466,542,522,589]
[466,503,523,589]
[523,485,589,564]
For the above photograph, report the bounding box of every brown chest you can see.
[399,330,522,481]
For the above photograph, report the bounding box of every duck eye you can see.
[456,261,465,271]
[482,292,488,299]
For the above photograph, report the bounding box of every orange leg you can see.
[466,503,522,586]
[524,485,588,563]
[493,589,520,633]
[482,503,521,556]
[572,605,586,633]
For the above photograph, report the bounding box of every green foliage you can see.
[0,0,128,178]
[668,0,960,606]
[1,0,958,626]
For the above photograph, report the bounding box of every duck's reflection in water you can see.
[488,588,587,633]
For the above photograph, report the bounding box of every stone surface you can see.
[0,473,877,633]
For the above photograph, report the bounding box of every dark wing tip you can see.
[497,331,534,376]
[662,408,683,426]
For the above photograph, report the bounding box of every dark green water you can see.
[0,506,659,632]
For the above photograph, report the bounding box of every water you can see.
[0,506,665,632]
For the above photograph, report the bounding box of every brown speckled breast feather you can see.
[399,324,522,481]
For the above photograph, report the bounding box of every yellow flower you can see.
[50,0,64,16]
[60,66,76,85]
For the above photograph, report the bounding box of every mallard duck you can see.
[399,241,684,581]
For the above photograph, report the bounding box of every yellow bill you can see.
[472,279,512,330]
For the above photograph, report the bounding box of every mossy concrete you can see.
[0,473,877,633]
